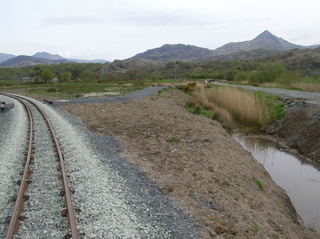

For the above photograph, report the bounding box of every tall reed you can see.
[190,86,270,128]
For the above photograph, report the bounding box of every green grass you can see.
[0,81,146,99]
[252,223,261,233]
[0,81,18,87]
[223,180,230,187]
[186,105,215,118]
[166,137,180,142]
[254,91,285,122]
[255,179,264,191]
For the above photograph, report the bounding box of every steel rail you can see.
[2,95,34,239]
[1,94,79,239]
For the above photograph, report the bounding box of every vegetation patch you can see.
[255,179,264,191]
[186,85,284,132]
[223,180,231,187]
[166,136,180,143]
[162,185,174,193]
[185,105,215,118]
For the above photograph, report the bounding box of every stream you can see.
[233,134,320,232]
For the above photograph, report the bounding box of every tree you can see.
[59,71,71,82]
[40,68,54,83]
[30,66,42,82]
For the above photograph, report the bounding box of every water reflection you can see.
[233,134,320,232]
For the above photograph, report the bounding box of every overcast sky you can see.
[1,0,319,60]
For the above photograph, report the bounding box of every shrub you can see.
[249,62,287,83]
[234,71,249,82]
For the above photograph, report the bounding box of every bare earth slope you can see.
[269,101,320,163]
[62,90,319,239]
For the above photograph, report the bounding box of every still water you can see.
[233,134,320,232]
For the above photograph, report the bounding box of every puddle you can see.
[233,134,320,232]
[82,92,120,97]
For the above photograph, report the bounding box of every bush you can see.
[248,62,287,83]
[234,71,249,82]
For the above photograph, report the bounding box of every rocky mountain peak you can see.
[255,30,277,40]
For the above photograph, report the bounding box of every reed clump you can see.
[188,86,271,129]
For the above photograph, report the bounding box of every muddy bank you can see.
[268,99,320,163]
[62,90,319,239]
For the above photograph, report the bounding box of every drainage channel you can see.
[233,134,320,232]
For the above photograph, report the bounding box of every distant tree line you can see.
[0,59,319,85]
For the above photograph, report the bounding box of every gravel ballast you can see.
[0,96,28,238]
[16,103,68,238]
[23,96,199,238]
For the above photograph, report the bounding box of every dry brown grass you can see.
[290,82,320,92]
[261,82,320,92]
[189,86,270,128]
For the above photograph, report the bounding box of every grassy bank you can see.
[0,81,146,99]
[187,85,284,132]
[233,62,320,92]
[260,77,320,92]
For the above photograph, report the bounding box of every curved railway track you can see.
[1,94,79,239]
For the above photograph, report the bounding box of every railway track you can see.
[1,94,79,239]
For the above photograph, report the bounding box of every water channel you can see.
[233,134,320,232]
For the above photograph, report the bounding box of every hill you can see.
[33,52,65,61]
[0,53,16,63]
[263,47,320,71]
[0,55,67,68]
[33,52,107,63]
[67,58,107,64]
[132,44,213,62]
[0,52,108,68]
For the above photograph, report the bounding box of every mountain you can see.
[204,48,277,62]
[33,52,65,61]
[101,58,156,74]
[132,44,213,62]
[0,53,16,63]
[0,51,108,67]
[67,58,107,63]
[131,31,317,63]
[0,55,67,68]
[263,47,320,71]
[32,52,107,63]
[211,30,303,56]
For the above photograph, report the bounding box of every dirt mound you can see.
[269,99,320,163]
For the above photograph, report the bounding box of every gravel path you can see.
[0,96,28,238]
[53,86,166,105]
[15,103,68,239]
[214,82,320,104]
[21,96,199,238]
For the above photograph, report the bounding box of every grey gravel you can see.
[15,103,68,239]
[23,95,199,238]
[0,96,28,238]
[53,86,166,105]
[214,82,320,104]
